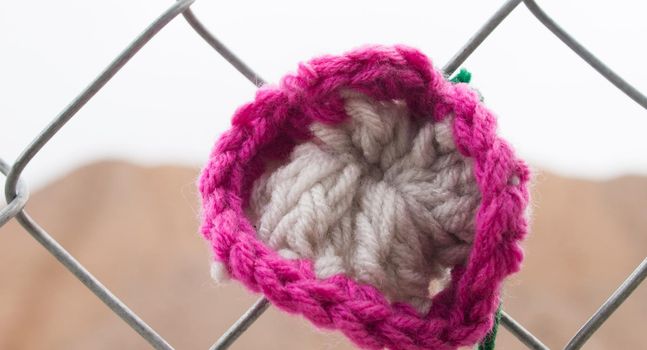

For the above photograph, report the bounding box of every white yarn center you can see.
[248,91,481,311]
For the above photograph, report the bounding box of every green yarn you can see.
[477,303,503,350]
[449,68,472,84]
[450,67,484,102]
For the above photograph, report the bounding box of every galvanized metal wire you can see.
[1,0,646,349]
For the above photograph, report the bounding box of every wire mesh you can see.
[1,0,646,349]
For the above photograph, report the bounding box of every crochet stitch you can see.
[199,45,530,350]
[248,91,481,313]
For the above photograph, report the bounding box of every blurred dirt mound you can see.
[1,160,645,349]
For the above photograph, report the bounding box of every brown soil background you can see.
[1,161,645,349]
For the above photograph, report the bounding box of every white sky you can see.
[1,0,646,189]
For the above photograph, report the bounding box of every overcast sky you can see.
[1,0,646,188]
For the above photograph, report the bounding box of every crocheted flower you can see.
[199,45,530,350]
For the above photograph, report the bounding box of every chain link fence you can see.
[1,0,646,349]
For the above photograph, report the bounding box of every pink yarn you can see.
[199,45,530,350]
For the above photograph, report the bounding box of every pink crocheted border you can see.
[199,45,530,350]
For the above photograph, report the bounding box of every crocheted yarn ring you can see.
[199,45,530,350]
